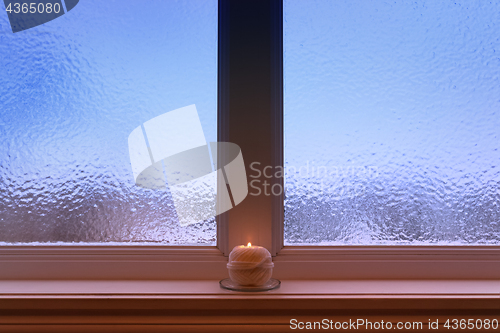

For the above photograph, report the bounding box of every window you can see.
[0,0,227,281]
[273,0,500,280]
[1,0,498,281]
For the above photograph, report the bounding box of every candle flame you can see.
[247,242,252,247]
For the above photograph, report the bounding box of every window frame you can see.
[0,0,499,281]
[0,0,229,281]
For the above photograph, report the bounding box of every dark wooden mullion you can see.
[218,0,283,254]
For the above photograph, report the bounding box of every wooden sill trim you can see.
[0,280,497,333]
[0,280,498,310]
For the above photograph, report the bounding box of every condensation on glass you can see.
[0,0,217,244]
[284,0,500,245]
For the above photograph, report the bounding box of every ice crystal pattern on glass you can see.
[284,0,500,245]
[0,0,217,244]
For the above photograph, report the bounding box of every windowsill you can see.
[1,280,498,310]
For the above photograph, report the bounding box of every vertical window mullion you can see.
[218,0,283,255]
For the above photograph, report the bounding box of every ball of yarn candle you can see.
[227,244,274,286]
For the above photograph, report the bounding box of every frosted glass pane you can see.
[284,0,500,245]
[0,0,217,244]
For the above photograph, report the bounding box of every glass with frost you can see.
[284,0,500,245]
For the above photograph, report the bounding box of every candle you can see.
[227,243,274,286]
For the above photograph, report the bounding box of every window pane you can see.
[284,0,500,245]
[0,0,217,244]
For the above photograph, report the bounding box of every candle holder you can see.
[220,243,280,292]
[219,277,280,292]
